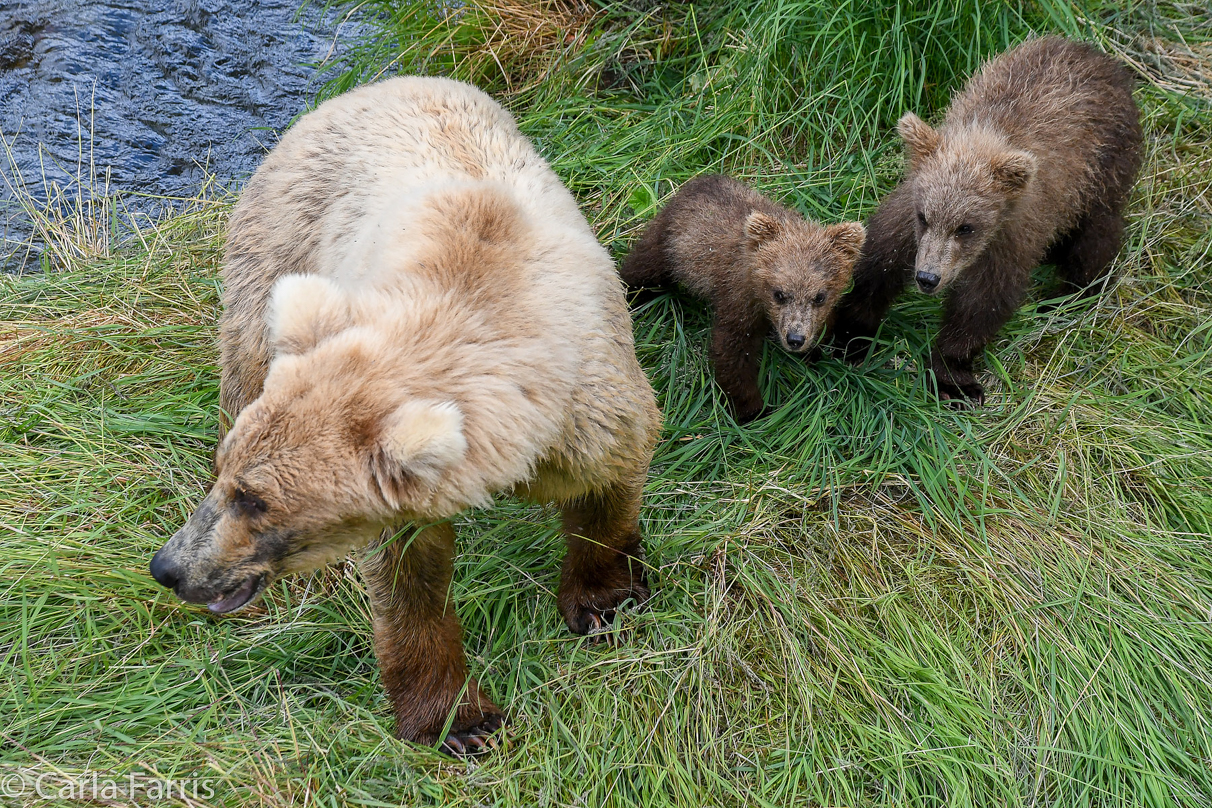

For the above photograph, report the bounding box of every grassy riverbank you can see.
[2,1,1210,805]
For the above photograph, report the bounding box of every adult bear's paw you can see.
[558,553,650,641]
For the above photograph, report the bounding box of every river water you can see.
[0,0,353,269]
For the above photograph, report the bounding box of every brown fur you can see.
[620,174,865,423]
[363,523,505,752]
[831,37,1143,403]
[150,77,660,755]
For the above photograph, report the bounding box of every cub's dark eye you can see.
[956,223,974,237]
[916,211,928,228]
[773,290,788,304]
[812,291,827,307]
[233,488,268,517]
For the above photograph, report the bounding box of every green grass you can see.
[3,1,1211,805]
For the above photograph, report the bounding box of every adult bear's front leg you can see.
[558,477,650,637]
[361,522,505,756]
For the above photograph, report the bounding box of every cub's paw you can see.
[830,332,875,366]
[936,378,985,408]
[734,403,769,425]
[930,356,985,408]
[439,712,506,757]
[558,559,650,640]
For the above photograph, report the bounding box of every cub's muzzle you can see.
[916,271,941,293]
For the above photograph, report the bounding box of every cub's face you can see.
[910,187,1003,294]
[150,278,469,613]
[897,112,1038,295]
[744,212,865,353]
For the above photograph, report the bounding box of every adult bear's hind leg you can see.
[558,477,650,636]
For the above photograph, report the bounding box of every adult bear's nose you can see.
[785,332,806,350]
[149,547,180,590]
[916,271,941,292]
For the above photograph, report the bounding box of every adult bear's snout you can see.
[149,545,180,590]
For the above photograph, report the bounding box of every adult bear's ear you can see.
[824,221,866,264]
[989,149,1037,196]
[268,275,353,355]
[744,211,781,247]
[898,112,940,170]
[369,400,467,508]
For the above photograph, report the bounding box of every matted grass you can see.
[2,1,1211,805]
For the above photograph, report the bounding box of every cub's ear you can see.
[268,275,352,355]
[989,149,1037,196]
[370,400,467,505]
[824,221,866,264]
[898,112,940,170]
[744,211,782,247]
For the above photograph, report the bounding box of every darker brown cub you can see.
[831,37,1143,404]
[621,174,865,423]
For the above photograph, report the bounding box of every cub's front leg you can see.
[932,254,1029,405]
[362,522,506,756]
[709,307,768,424]
[829,183,916,363]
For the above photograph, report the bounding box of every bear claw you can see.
[579,609,623,644]
[938,382,985,407]
[560,580,649,640]
[439,713,506,757]
[934,369,985,407]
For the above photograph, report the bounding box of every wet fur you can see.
[153,77,660,754]
[831,37,1142,403]
[620,174,864,423]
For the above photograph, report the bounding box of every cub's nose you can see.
[785,332,806,350]
[149,547,179,590]
[916,271,941,292]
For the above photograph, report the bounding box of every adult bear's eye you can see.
[233,488,268,516]
[956,223,974,237]
[773,290,788,304]
[916,211,928,228]
[813,292,827,307]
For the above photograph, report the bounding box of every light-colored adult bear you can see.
[149,77,661,756]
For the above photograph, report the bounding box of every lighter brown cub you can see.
[150,77,660,757]
[831,38,1143,404]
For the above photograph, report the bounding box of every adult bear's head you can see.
[150,275,471,613]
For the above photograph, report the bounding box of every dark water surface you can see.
[0,0,350,267]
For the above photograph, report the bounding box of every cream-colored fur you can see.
[380,400,468,495]
[160,76,659,600]
[149,79,660,749]
[227,76,657,516]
